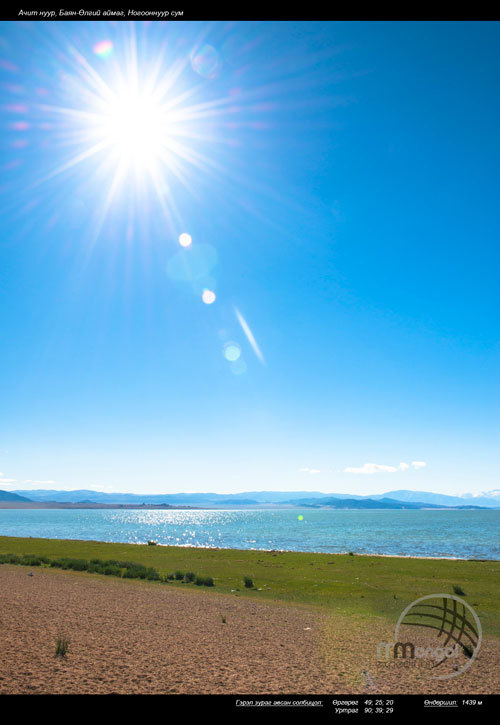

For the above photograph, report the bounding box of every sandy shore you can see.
[0,565,498,695]
[0,565,328,694]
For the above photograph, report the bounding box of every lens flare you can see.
[190,45,220,78]
[166,244,217,282]
[223,343,241,361]
[202,289,216,304]
[93,40,113,59]
[178,232,192,247]
[234,307,265,364]
[229,358,247,375]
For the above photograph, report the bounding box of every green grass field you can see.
[1,535,499,637]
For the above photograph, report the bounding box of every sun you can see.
[39,28,223,218]
[31,24,257,243]
[100,89,169,167]
[88,81,174,176]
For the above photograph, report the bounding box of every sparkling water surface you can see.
[0,508,498,559]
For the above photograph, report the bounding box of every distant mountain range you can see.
[371,489,500,508]
[5,488,500,508]
[0,490,31,502]
[287,497,484,510]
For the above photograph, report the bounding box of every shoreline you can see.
[2,532,499,644]
[0,501,199,510]
[0,500,496,511]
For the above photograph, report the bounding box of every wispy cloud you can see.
[299,467,321,474]
[344,463,398,474]
[344,461,427,474]
[0,472,16,484]
[24,480,56,484]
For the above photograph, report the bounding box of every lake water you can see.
[0,508,499,559]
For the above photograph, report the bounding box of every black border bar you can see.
[1,6,500,21]
[2,693,499,718]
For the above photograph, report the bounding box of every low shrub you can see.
[67,559,89,571]
[88,562,104,574]
[122,566,146,579]
[0,551,204,591]
[50,559,66,568]
[102,565,121,577]
[55,636,69,657]
[243,576,254,589]
[20,554,50,566]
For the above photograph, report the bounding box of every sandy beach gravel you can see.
[0,565,329,694]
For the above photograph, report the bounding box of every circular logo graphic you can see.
[393,593,482,680]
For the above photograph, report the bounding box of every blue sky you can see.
[0,21,498,495]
